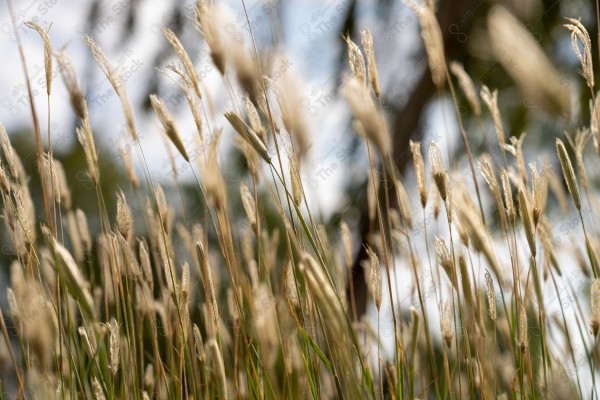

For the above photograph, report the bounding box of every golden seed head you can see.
[108,318,120,376]
[428,141,448,201]
[480,85,505,150]
[519,305,528,352]
[285,263,300,309]
[411,1,446,88]
[150,94,189,162]
[365,246,382,310]
[410,140,428,208]
[449,61,480,115]
[360,28,380,97]
[343,77,389,156]
[116,190,132,240]
[564,18,594,89]
[556,138,581,211]
[440,301,454,348]
[488,5,571,118]
[240,181,257,229]
[289,156,302,206]
[485,270,497,321]
[25,21,52,95]
[340,221,353,268]
[345,36,367,86]
[195,0,226,75]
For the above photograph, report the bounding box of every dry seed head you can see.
[119,144,139,187]
[488,6,571,118]
[485,271,497,320]
[76,209,91,253]
[92,377,106,400]
[162,28,201,98]
[591,279,600,336]
[360,28,380,97]
[564,18,594,89]
[518,305,528,352]
[340,221,353,268]
[54,160,71,208]
[85,36,137,140]
[500,169,515,224]
[506,134,528,184]
[0,123,21,180]
[428,141,448,201]
[301,254,344,328]
[44,227,95,316]
[25,21,52,95]
[365,246,382,310]
[342,76,389,156]
[43,152,60,205]
[0,162,9,195]
[410,140,428,208]
[195,0,226,75]
[244,95,266,142]
[529,161,549,227]
[115,232,142,281]
[108,318,120,376]
[556,138,581,210]
[345,36,367,86]
[193,324,206,363]
[434,237,456,288]
[76,125,99,185]
[181,262,190,300]
[440,301,454,348]
[455,191,502,278]
[201,149,227,209]
[289,156,302,206]
[480,86,505,150]
[224,112,271,164]
[449,61,480,115]
[116,190,132,240]
[239,182,257,229]
[568,128,591,190]
[139,239,153,289]
[268,74,310,158]
[285,263,300,309]
[394,179,413,229]
[56,49,87,120]
[197,241,218,324]
[150,94,189,162]
[479,157,507,232]
[411,1,446,87]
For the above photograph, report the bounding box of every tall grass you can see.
[0,1,599,399]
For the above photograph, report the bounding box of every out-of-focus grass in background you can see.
[0,0,600,399]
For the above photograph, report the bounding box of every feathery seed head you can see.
[450,61,480,115]
[360,29,380,97]
[25,21,52,95]
[150,94,189,162]
[485,271,497,320]
[365,246,382,310]
[345,36,367,86]
[428,141,448,201]
[410,140,428,208]
[564,18,594,89]
[556,138,581,211]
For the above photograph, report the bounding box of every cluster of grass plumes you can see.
[2,1,600,399]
